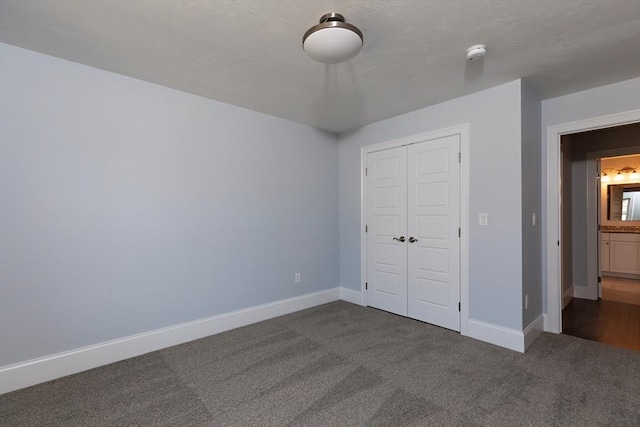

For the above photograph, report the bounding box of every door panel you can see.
[407,135,460,331]
[418,247,448,273]
[366,147,408,316]
[416,278,448,307]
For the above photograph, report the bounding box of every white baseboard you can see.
[344,292,533,353]
[542,313,552,332]
[339,287,363,305]
[0,287,340,395]
[562,285,574,308]
[573,284,592,300]
[466,319,525,353]
[523,314,544,351]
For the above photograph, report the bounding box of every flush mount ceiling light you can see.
[302,13,363,64]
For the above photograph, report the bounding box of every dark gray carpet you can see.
[1,301,639,426]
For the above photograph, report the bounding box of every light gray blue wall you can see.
[0,43,339,366]
[339,80,524,330]
[541,78,640,312]
[521,81,542,328]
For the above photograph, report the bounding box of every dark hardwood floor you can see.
[563,298,640,352]
[602,276,640,306]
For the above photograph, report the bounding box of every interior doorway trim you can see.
[360,123,470,336]
[545,110,640,334]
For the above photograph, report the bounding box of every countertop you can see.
[601,226,640,234]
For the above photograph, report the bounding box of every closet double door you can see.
[366,135,460,331]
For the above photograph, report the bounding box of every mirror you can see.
[607,184,640,221]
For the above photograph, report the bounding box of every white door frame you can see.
[360,123,470,336]
[545,110,640,333]
[585,154,599,301]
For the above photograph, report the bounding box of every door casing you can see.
[360,124,470,336]
[545,110,640,334]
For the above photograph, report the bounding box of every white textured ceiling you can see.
[1,0,639,133]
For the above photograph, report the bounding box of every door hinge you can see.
[365,282,368,290]
[558,240,560,246]
[458,152,461,163]
[365,167,368,176]
[598,276,602,283]
[365,225,368,233]
[458,302,461,312]
[458,228,461,238]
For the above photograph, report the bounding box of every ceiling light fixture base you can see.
[302,13,363,64]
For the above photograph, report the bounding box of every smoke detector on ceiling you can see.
[466,44,487,61]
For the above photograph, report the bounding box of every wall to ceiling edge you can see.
[339,76,640,334]
[541,77,640,313]
[0,43,340,368]
[2,38,638,387]
[338,80,528,332]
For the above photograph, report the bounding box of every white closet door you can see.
[366,147,408,316]
[407,135,460,331]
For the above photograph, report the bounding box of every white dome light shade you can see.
[303,13,363,64]
[304,27,363,64]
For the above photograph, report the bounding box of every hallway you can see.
[563,297,640,352]
[602,276,640,306]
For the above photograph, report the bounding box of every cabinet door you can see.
[609,241,640,274]
[601,240,610,272]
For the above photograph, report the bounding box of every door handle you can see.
[408,236,418,243]
[393,236,406,242]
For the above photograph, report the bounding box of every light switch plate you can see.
[479,213,488,226]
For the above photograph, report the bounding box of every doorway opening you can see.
[546,110,640,336]
[558,123,640,351]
